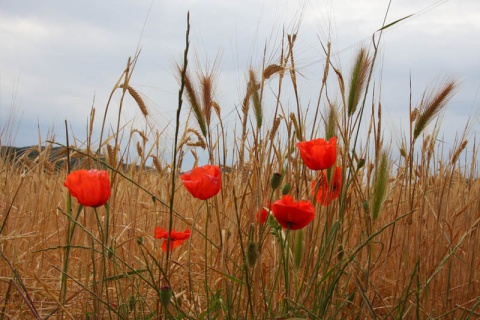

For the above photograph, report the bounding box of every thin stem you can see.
[204,200,210,320]
[59,205,82,305]
[166,11,190,271]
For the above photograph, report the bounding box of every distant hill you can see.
[0,145,152,173]
[0,145,105,171]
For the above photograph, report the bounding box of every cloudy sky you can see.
[1,0,479,163]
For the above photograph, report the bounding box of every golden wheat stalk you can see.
[151,155,163,174]
[120,85,149,118]
[136,142,144,159]
[451,140,468,165]
[269,116,283,141]
[249,69,262,129]
[263,64,283,80]
[181,67,207,138]
[201,73,213,128]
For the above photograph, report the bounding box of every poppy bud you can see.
[281,183,291,195]
[247,242,258,267]
[270,172,283,190]
[160,286,173,307]
[357,158,365,169]
[363,201,370,213]
[128,295,136,311]
[108,244,114,260]
[337,244,345,261]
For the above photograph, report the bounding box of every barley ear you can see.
[347,47,371,116]
[413,79,457,141]
[263,64,283,80]
[249,69,262,129]
[201,73,213,128]
[269,116,283,141]
[371,151,389,221]
[181,66,207,138]
[126,85,149,118]
[451,140,468,165]
[326,103,337,140]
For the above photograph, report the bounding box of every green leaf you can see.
[377,14,413,32]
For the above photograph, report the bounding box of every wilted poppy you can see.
[180,164,221,200]
[271,195,315,230]
[312,167,342,206]
[154,227,191,252]
[296,137,337,170]
[64,169,111,207]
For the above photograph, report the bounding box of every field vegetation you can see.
[1,11,479,320]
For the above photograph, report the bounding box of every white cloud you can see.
[0,0,479,153]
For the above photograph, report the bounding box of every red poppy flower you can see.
[256,202,271,224]
[64,169,111,207]
[296,137,337,170]
[271,195,315,230]
[311,167,342,206]
[180,164,221,200]
[256,208,269,224]
[154,227,191,252]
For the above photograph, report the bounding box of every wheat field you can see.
[1,13,480,320]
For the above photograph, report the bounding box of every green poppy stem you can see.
[204,200,211,320]
[59,196,80,306]
[283,226,291,313]
[93,206,112,319]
